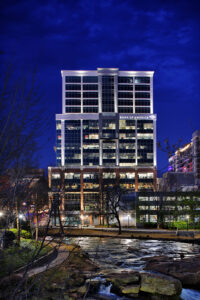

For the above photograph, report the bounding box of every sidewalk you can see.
[18,244,69,278]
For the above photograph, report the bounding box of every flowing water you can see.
[66,237,200,299]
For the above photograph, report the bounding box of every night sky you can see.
[1,0,200,175]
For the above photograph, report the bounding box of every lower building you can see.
[48,166,157,226]
[136,191,200,226]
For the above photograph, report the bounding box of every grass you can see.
[0,239,51,278]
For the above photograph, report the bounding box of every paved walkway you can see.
[19,244,69,278]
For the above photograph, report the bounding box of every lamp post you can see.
[127,214,130,228]
[186,215,189,231]
[80,215,84,229]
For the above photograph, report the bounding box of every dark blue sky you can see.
[1,0,200,175]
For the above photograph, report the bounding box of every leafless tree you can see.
[103,185,124,234]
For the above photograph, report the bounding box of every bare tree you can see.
[0,57,49,244]
[103,185,124,234]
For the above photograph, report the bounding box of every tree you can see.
[28,176,49,241]
[0,57,49,244]
[103,185,124,234]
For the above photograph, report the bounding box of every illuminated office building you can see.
[48,68,157,225]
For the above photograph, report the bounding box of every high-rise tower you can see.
[49,68,157,225]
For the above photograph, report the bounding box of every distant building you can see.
[158,130,200,192]
[136,191,200,225]
[168,130,200,187]
[159,172,196,192]
[49,68,157,226]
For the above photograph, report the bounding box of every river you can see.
[66,237,200,299]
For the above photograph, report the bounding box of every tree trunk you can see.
[35,211,39,241]
[116,214,121,234]
[57,206,64,235]
[16,199,20,245]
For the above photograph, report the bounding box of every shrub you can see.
[143,222,157,229]
[3,231,16,248]
[10,228,32,239]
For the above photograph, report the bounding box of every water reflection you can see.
[67,237,200,270]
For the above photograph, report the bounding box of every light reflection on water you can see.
[67,237,200,270]
[66,237,200,299]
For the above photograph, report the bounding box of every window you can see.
[83,92,98,98]
[83,76,98,83]
[135,107,150,113]
[118,85,133,91]
[83,84,98,90]
[83,99,98,106]
[135,100,150,106]
[118,100,133,106]
[65,107,81,113]
[135,85,150,91]
[65,76,81,83]
[135,77,150,84]
[65,92,81,98]
[66,99,81,106]
[103,173,116,179]
[65,84,81,90]
[118,107,133,113]
[83,107,98,113]
[135,92,150,99]
[65,173,80,179]
[118,77,133,83]
[52,174,60,179]
[118,92,133,98]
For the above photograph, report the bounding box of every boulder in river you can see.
[140,272,182,296]
[144,254,200,288]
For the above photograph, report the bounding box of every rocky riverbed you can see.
[66,237,200,299]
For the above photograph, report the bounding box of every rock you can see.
[143,256,171,262]
[121,284,140,295]
[77,285,87,295]
[106,270,140,286]
[140,272,182,296]
[144,256,200,288]
[86,278,101,293]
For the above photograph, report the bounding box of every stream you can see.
[66,237,200,299]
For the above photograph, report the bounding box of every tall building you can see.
[168,130,200,189]
[48,68,157,225]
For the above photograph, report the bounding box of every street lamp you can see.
[0,211,3,217]
[19,214,24,219]
[127,214,130,228]
[186,215,189,231]
[80,215,84,229]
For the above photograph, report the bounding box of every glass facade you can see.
[52,69,156,225]
[56,121,61,166]
[137,120,153,166]
[119,120,135,166]
[65,120,81,166]
[102,76,114,112]
[83,120,99,166]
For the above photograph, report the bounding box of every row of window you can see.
[65,76,151,84]
[65,91,150,99]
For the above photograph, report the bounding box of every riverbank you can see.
[41,227,200,243]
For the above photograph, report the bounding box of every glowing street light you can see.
[0,211,3,217]
[19,214,24,219]
[80,215,84,229]
[186,215,189,231]
[127,214,130,228]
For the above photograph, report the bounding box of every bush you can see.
[9,228,32,239]
[2,231,16,248]
[143,222,157,229]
